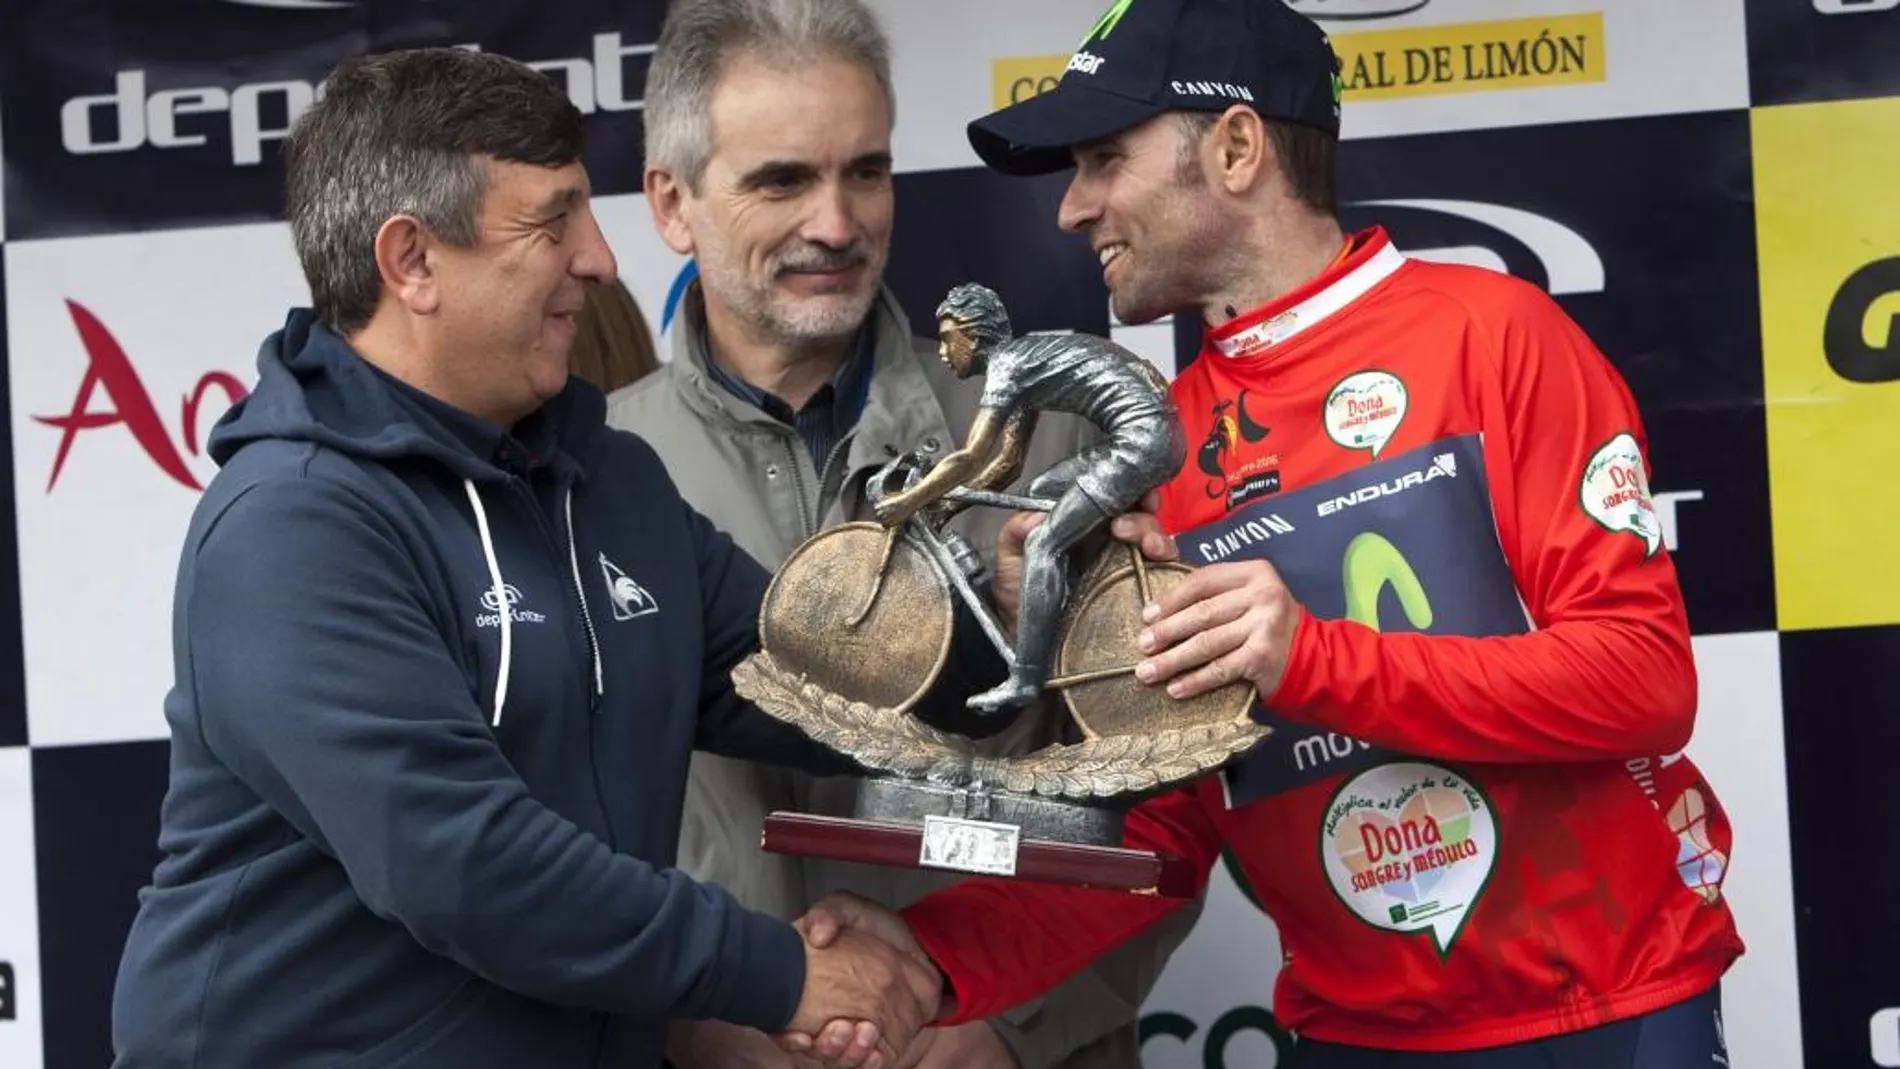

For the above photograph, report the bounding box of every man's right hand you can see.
[779,894,945,1066]
[786,923,940,1069]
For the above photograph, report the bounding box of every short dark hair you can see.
[1174,111,1337,216]
[283,48,588,336]
[936,283,1013,352]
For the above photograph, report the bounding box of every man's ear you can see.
[644,166,698,256]
[1212,104,1269,195]
[373,214,440,315]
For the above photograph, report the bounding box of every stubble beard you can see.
[695,229,881,347]
[1110,188,1237,327]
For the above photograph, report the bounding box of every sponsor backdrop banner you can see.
[0,1,1889,1067]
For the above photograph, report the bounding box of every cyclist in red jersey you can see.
[783,1,1744,1067]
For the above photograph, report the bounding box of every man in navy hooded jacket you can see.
[108,47,944,1069]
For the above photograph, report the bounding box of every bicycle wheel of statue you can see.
[758,521,954,713]
[1056,553,1258,740]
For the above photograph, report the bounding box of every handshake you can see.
[777,893,946,1069]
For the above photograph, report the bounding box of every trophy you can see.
[729,284,1270,897]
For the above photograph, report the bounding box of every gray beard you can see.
[694,246,880,345]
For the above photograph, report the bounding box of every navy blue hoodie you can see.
[110,310,864,1068]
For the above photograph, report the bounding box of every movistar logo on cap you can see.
[1069,52,1107,75]
[1326,38,1345,105]
[1082,0,1134,45]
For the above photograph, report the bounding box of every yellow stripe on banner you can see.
[1332,14,1606,102]
[1753,96,1900,631]
[992,55,1071,110]
[991,14,1606,111]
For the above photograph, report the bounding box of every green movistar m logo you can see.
[1085,0,1134,44]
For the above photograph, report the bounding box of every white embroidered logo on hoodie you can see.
[475,584,546,628]
[598,553,659,621]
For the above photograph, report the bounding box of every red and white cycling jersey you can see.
[904,228,1743,1051]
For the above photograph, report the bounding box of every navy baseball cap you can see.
[969,0,1343,176]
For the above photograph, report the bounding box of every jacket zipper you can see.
[502,479,616,888]
[787,431,857,537]
[510,481,602,713]
[817,434,854,526]
[563,488,605,714]
[784,437,818,538]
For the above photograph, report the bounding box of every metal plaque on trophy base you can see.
[758,814,1202,898]
[729,284,1271,897]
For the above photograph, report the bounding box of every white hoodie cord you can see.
[465,479,512,727]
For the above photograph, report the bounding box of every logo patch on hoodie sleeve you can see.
[598,553,660,621]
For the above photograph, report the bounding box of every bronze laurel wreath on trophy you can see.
[731,524,1269,802]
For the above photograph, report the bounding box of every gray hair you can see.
[644,0,895,192]
[283,48,587,337]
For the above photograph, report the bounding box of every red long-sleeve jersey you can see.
[904,229,1743,1052]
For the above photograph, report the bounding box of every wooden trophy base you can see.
[761,811,1200,898]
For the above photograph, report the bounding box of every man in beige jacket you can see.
[607,2,1202,1067]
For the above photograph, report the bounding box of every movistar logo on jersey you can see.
[1195,434,1525,809]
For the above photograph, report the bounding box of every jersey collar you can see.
[1207,227,1406,361]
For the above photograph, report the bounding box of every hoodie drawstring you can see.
[464,480,512,727]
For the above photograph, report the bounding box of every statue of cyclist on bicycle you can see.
[872,283,1188,713]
